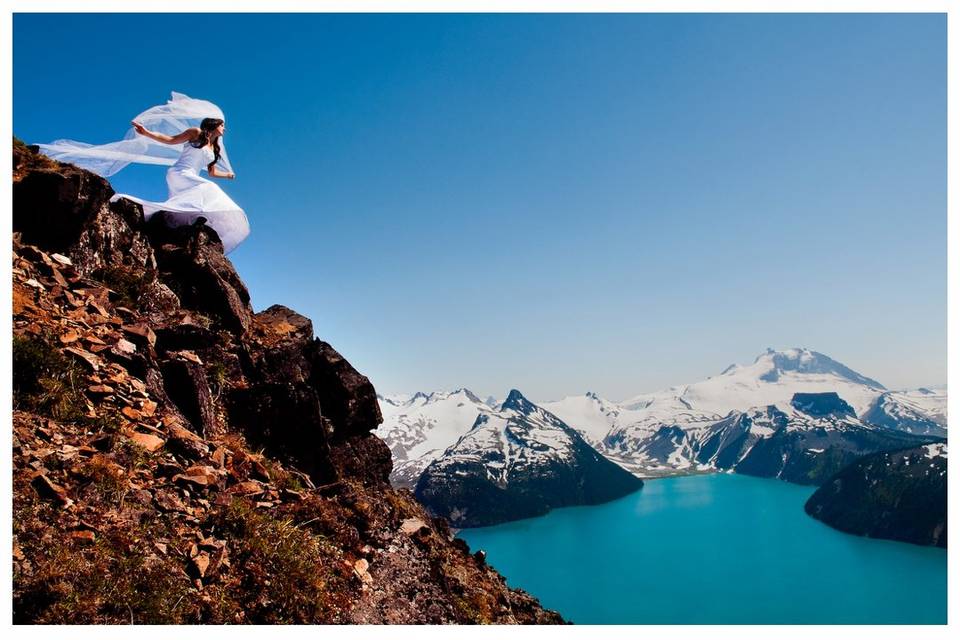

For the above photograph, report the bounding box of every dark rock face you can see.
[149,217,254,334]
[160,359,219,438]
[13,144,155,277]
[415,389,643,527]
[228,304,387,483]
[790,392,856,417]
[228,382,336,484]
[309,340,384,440]
[805,444,947,547]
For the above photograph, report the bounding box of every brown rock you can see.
[122,323,157,348]
[84,334,107,346]
[229,480,263,496]
[353,558,374,585]
[400,518,430,535]
[165,421,210,460]
[173,465,220,489]
[69,530,96,545]
[30,473,73,507]
[160,359,218,437]
[50,253,73,267]
[210,447,228,468]
[153,489,188,513]
[87,384,114,395]
[113,338,137,355]
[192,551,211,578]
[128,432,164,452]
[64,347,100,371]
[174,350,203,365]
[139,399,158,417]
[149,219,253,334]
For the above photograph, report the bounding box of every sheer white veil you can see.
[34,91,234,177]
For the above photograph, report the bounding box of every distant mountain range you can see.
[377,348,946,483]
[376,349,945,529]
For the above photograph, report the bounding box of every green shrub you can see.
[93,265,156,309]
[208,499,343,623]
[13,333,86,422]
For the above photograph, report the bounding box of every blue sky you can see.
[14,13,946,400]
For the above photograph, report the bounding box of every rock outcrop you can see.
[12,138,563,624]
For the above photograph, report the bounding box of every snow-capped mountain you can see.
[547,348,946,477]
[375,388,494,487]
[862,388,947,436]
[378,349,946,486]
[601,391,934,482]
[620,348,886,416]
[537,391,629,448]
[413,390,643,527]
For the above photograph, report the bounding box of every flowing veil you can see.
[34,91,234,177]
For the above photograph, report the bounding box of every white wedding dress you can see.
[112,142,250,253]
[34,92,250,253]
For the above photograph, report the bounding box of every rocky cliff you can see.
[11,138,563,624]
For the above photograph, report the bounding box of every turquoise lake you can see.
[458,474,947,624]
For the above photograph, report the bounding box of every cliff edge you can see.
[11,138,563,624]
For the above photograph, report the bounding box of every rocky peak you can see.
[500,388,538,414]
[455,388,483,404]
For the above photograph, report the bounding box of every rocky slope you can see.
[414,390,643,527]
[11,139,563,624]
[805,443,947,547]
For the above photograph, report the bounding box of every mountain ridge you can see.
[379,349,946,486]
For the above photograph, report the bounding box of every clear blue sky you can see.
[14,13,946,400]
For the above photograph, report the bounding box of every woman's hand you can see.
[131,121,148,136]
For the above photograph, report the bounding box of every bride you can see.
[35,92,250,253]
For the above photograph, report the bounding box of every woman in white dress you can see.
[35,92,250,253]
[122,117,250,253]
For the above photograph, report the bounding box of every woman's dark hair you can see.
[191,117,224,166]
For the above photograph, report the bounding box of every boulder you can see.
[150,217,253,335]
[160,359,218,438]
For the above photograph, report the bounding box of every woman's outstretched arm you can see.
[207,163,236,180]
[131,121,199,145]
